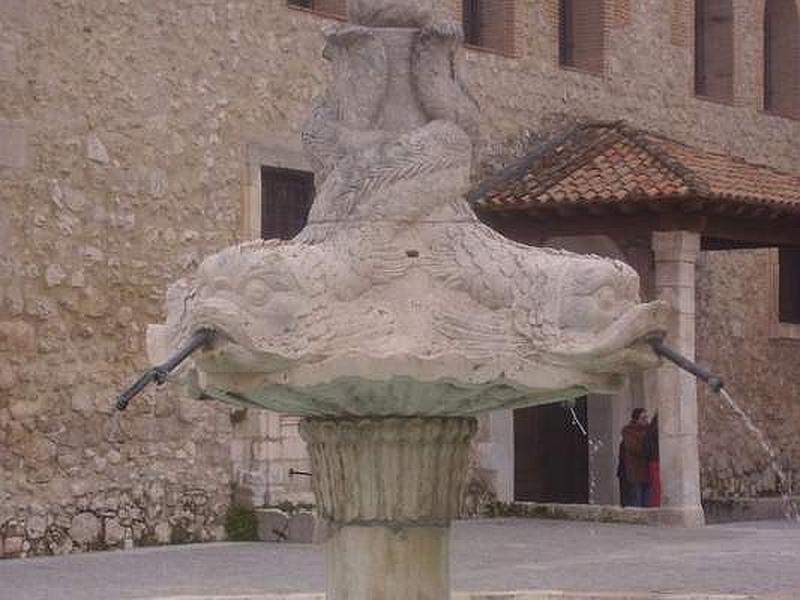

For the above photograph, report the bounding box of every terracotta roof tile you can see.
[471,122,800,215]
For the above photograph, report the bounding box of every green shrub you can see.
[170,523,192,545]
[224,505,259,541]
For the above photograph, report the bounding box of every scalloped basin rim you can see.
[195,374,590,417]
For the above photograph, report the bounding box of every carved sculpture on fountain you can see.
[139,3,672,598]
[148,2,668,418]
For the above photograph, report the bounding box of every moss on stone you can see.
[224,505,259,541]
[169,523,192,545]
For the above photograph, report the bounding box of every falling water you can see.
[587,436,605,505]
[718,388,799,521]
[105,410,126,444]
[568,404,587,436]
[565,403,603,505]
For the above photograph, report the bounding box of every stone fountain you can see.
[145,2,669,598]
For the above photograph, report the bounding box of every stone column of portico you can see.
[300,417,477,600]
[651,231,705,527]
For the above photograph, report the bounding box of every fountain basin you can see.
[147,299,666,417]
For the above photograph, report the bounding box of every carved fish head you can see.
[159,241,313,372]
[546,256,668,373]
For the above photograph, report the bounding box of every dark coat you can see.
[644,417,659,461]
[621,423,650,483]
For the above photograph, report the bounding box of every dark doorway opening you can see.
[513,398,589,503]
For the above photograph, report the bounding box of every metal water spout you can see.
[114,328,216,411]
[649,339,724,393]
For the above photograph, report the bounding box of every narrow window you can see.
[463,0,483,46]
[779,247,800,324]
[462,0,517,56]
[559,0,574,67]
[559,0,605,74]
[261,167,315,240]
[764,0,800,118]
[286,0,346,18]
[694,0,734,102]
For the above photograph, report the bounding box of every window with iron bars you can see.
[286,0,346,19]
[462,0,517,56]
[779,247,800,324]
[261,166,315,241]
[694,0,734,102]
[559,0,605,74]
[763,0,800,119]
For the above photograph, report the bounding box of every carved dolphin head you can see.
[544,255,668,374]
[159,241,314,373]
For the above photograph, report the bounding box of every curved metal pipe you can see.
[114,328,216,411]
[649,339,724,393]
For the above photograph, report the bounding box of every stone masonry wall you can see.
[2,0,799,557]
[465,0,800,174]
[464,0,800,505]
[696,250,800,500]
[0,0,337,557]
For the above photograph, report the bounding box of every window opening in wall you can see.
[694,0,734,102]
[558,0,605,74]
[764,0,800,119]
[461,0,516,56]
[260,166,315,240]
[779,246,800,324]
[463,0,483,46]
[559,0,574,67]
[286,0,346,18]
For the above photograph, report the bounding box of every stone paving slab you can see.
[150,594,758,600]
[0,519,798,600]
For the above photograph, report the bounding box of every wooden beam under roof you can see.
[478,208,799,248]
[701,216,800,247]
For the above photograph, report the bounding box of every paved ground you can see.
[1,519,798,600]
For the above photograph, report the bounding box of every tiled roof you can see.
[471,122,800,215]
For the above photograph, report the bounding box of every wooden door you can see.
[514,398,589,503]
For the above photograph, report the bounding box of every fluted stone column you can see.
[300,417,477,600]
[651,231,705,527]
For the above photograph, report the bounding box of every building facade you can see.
[1,0,798,556]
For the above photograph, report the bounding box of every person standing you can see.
[621,408,651,507]
[616,438,627,507]
[644,413,661,507]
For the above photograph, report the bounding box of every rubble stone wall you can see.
[0,0,335,557]
[696,250,800,501]
[2,0,799,557]
[469,0,799,175]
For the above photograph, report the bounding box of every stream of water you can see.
[563,389,798,521]
[718,388,799,521]
[105,410,126,444]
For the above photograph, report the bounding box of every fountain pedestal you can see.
[300,417,476,599]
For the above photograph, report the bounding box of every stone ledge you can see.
[483,502,706,527]
[148,591,757,600]
[252,501,718,543]
[703,496,800,524]
[254,509,327,544]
